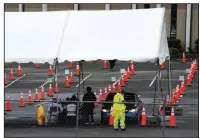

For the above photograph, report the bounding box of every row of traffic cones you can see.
[5,84,61,111]
[98,64,136,101]
[159,59,198,127]
[186,59,198,86]
[4,65,23,85]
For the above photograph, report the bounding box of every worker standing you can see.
[112,90,126,131]
[109,59,116,71]
[82,86,97,124]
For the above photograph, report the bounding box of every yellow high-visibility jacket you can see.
[111,92,126,117]
[37,105,45,125]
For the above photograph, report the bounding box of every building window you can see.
[144,4,150,9]
[170,4,177,38]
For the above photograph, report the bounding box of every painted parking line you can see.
[114,74,124,85]
[76,74,92,87]
[39,75,56,88]
[4,74,27,89]
[34,102,49,107]
[149,74,158,87]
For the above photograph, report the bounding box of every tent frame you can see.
[52,56,172,117]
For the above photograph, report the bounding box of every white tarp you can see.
[5,8,169,64]
[5,11,68,64]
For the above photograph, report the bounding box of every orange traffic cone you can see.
[18,64,23,77]
[75,64,80,76]
[186,74,191,86]
[169,107,176,127]
[19,92,25,107]
[117,81,121,92]
[140,107,147,126]
[124,72,128,82]
[4,75,8,85]
[65,76,70,88]
[127,67,131,79]
[27,90,33,105]
[191,64,196,74]
[160,63,165,69]
[98,89,103,101]
[189,72,193,82]
[171,90,177,105]
[40,87,45,100]
[69,61,73,69]
[34,88,39,102]
[129,60,133,69]
[112,84,116,93]
[5,96,12,111]
[121,76,125,87]
[10,69,15,81]
[69,72,74,83]
[54,83,60,93]
[175,85,180,102]
[182,52,186,63]
[108,85,112,93]
[180,81,185,95]
[131,64,135,75]
[35,63,40,68]
[103,60,108,69]
[48,84,53,97]
[48,65,53,76]
[104,87,108,100]
[109,107,114,126]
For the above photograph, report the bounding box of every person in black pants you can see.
[82,86,97,124]
[109,59,116,71]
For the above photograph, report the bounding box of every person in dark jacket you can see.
[82,86,97,124]
[109,59,116,71]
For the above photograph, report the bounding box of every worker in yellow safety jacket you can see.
[111,90,126,131]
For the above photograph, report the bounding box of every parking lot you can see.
[4,60,198,137]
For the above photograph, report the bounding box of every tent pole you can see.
[157,58,161,116]
[153,58,159,116]
[53,58,59,121]
[168,58,172,101]
[81,62,84,93]
[76,61,81,135]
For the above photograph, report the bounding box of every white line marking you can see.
[76,74,92,87]
[39,76,56,88]
[34,102,49,107]
[4,74,27,88]
[149,74,158,87]
[114,74,124,85]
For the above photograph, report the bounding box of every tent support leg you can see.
[76,61,82,137]
[168,59,172,101]
[153,58,160,116]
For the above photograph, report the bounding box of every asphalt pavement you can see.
[4,60,199,137]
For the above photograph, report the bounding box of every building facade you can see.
[4,3,199,51]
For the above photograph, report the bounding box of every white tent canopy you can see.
[5,8,169,65]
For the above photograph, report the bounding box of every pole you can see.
[80,62,84,93]
[154,58,161,116]
[76,61,81,137]
[168,59,172,101]
[162,95,166,138]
